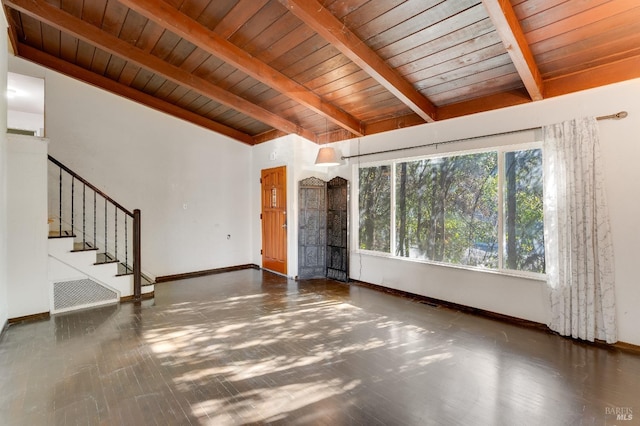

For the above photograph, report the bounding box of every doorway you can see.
[261,166,287,275]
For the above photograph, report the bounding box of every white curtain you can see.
[543,117,617,344]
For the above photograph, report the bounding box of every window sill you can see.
[354,249,547,283]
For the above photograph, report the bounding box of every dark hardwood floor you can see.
[1,269,638,425]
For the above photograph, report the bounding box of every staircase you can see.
[47,156,154,313]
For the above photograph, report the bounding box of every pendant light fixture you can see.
[315,118,341,166]
[314,146,340,166]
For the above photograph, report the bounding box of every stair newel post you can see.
[114,205,118,261]
[71,176,75,234]
[82,184,86,248]
[58,167,62,236]
[125,215,128,273]
[104,199,108,255]
[93,192,97,248]
[133,209,142,300]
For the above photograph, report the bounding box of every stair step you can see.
[116,263,133,276]
[115,263,155,286]
[48,230,75,238]
[72,242,98,252]
[95,252,119,265]
[142,275,155,286]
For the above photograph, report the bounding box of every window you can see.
[359,165,391,252]
[357,146,545,275]
[395,152,498,268]
[503,148,544,273]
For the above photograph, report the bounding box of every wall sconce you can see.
[314,146,341,166]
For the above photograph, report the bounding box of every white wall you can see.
[6,135,49,318]
[9,56,253,278]
[0,9,10,330]
[250,134,350,278]
[337,78,640,345]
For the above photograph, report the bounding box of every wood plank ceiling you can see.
[3,0,640,145]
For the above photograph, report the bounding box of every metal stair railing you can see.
[48,155,142,299]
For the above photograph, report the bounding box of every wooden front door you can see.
[261,166,287,274]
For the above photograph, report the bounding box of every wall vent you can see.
[53,279,118,313]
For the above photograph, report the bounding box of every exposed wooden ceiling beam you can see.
[482,0,544,101]
[253,129,288,145]
[438,89,532,121]
[4,0,316,142]
[278,0,437,123]
[544,54,640,99]
[120,0,364,137]
[17,43,255,145]
[4,6,20,55]
[365,113,427,136]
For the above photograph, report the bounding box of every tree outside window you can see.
[395,152,498,268]
[357,146,545,276]
[359,165,390,252]
[504,149,544,273]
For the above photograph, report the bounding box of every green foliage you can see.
[504,149,545,273]
[359,166,390,252]
[394,152,498,266]
[359,148,545,274]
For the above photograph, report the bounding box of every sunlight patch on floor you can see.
[417,352,453,366]
[191,379,361,425]
[140,286,462,423]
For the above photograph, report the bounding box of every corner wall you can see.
[6,135,49,318]
[250,134,351,278]
[341,78,640,346]
[9,56,253,278]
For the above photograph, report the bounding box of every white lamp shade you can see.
[314,147,340,166]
